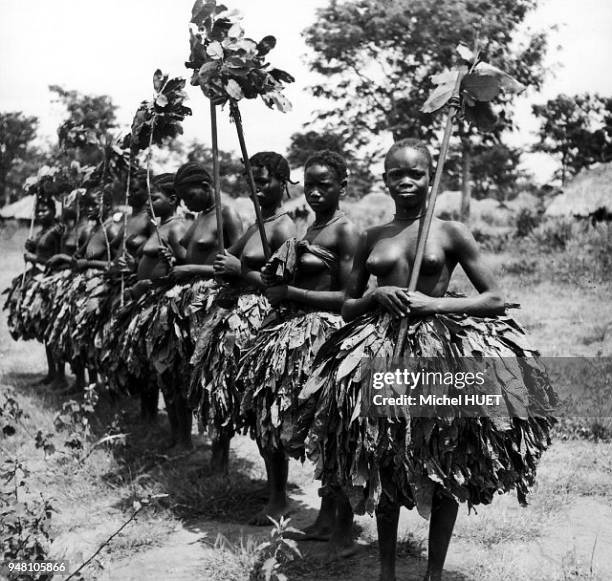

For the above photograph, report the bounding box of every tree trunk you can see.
[460,140,471,222]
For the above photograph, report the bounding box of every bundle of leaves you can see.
[422,43,525,131]
[186,0,294,111]
[127,70,192,152]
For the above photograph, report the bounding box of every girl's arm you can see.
[223,205,244,248]
[167,222,189,265]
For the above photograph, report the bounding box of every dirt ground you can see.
[1,225,611,581]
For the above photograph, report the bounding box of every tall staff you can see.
[394,43,526,358]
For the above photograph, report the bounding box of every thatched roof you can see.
[545,162,612,217]
[0,195,62,220]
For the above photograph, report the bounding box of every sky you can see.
[1,0,612,183]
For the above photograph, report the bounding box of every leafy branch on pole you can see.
[126,70,192,245]
[393,43,525,358]
[185,0,295,258]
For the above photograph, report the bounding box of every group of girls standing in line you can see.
[4,140,556,581]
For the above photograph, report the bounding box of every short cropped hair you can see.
[304,150,348,182]
[384,138,433,172]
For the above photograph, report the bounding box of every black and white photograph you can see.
[1,1,611,579]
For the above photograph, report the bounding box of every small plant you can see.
[249,517,303,581]
[515,207,542,238]
[1,389,28,438]
[0,459,55,579]
[53,383,99,457]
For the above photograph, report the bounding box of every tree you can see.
[0,112,39,206]
[303,0,549,218]
[186,141,246,197]
[286,129,374,197]
[442,143,528,201]
[49,85,118,167]
[532,93,612,185]
[154,139,246,197]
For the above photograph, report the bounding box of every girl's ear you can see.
[339,177,348,198]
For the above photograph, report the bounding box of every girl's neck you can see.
[160,211,176,225]
[313,206,341,227]
[394,204,425,222]
[132,204,148,215]
[261,203,283,220]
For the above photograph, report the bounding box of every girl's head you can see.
[383,138,432,210]
[249,151,291,209]
[128,168,149,208]
[174,162,213,212]
[151,173,178,217]
[83,185,113,221]
[35,198,56,226]
[303,150,347,214]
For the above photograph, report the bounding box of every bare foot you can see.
[249,498,291,526]
[325,538,362,560]
[298,520,333,541]
[35,375,54,386]
[324,525,360,560]
[167,441,194,456]
[50,376,69,391]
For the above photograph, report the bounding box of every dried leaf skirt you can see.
[3,266,48,342]
[238,307,344,452]
[189,287,271,438]
[98,283,168,395]
[300,311,558,517]
[145,278,218,401]
[41,269,122,366]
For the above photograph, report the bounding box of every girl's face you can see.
[252,166,284,209]
[84,192,103,220]
[180,182,213,212]
[35,204,54,226]
[151,188,176,216]
[383,147,430,210]
[303,163,345,214]
[128,175,148,208]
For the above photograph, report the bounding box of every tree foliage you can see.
[0,112,39,206]
[303,0,548,204]
[49,85,117,151]
[532,93,612,184]
[442,143,529,200]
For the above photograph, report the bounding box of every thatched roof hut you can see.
[545,163,612,218]
[0,195,62,222]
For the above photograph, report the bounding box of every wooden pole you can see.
[210,102,224,252]
[20,191,38,291]
[145,118,163,247]
[120,153,133,307]
[393,73,464,360]
[230,101,271,259]
[28,192,37,239]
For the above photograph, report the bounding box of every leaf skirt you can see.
[188,287,271,438]
[238,307,344,452]
[299,310,558,517]
[98,283,168,395]
[145,278,218,402]
[3,266,48,342]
